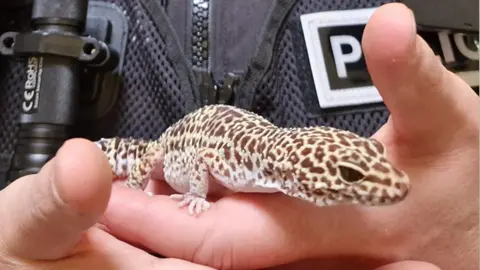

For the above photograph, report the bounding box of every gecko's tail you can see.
[94,137,153,179]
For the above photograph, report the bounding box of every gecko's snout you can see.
[357,172,411,206]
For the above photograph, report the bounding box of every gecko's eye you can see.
[339,165,364,183]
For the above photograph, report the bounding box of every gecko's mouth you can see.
[326,189,340,194]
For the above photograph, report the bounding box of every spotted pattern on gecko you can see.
[95,104,410,215]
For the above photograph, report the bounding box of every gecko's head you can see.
[288,136,410,207]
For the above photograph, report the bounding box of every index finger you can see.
[101,185,385,270]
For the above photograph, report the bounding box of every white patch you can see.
[300,8,479,109]
[116,156,128,175]
[210,168,281,194]
[163,151,194,194]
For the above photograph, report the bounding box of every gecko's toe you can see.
[193,198,210,215]
[171,193,210,216]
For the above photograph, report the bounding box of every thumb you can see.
[0,138,112,260]
[363,3,478,151]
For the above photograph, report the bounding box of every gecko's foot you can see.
[170,193,210,215]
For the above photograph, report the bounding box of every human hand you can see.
[0,139,214,269]
[100,3,478,270]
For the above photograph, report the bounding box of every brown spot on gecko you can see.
[328,144,341,152]
[353,141,362,147]
[289,152,300,164]
[320,177,332,188]
[358,184,368,192]
[339,140,350,147]
[214,125,226,137]
[307,138,316,145]
[310,166,325,174]
[284,169,294,180]
[300,158,314,168]
[302,183,310,190]
[368,176,392,187]
[325,161,336,176]
[239,135,251,149]
[372,162,390,174]
[257,142,266,153]
[286,145,293,152]
[363,142,377,157]
[298,171,308,181]
[370,138,385,154]
[247,139,256,153]
[395,183,409,194]
[301,148,312,156]
[223,116,233,123]
[223,148,231,160]
[234,150,242,164]
[244,157,254,171]
[314,149,324,163]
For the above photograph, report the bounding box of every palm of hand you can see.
[102,4,478,269]
[0,3,477,270]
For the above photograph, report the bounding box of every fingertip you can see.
[52,138,112,218]
[361,2,476,146]
[0,138,114,260]
[363,3,417,72]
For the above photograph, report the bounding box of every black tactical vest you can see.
[0,0,477,188]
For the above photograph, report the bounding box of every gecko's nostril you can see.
[395,182,410,197]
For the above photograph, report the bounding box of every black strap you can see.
[234,0,297,110]
[138,0,200,112]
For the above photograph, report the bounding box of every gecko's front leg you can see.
[170,149,221,215]
[125,144,162,191]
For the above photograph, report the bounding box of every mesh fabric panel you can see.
[86,0,191,140]
[251,0,393,137]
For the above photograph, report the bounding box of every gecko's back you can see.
[96,104,410,213]
[159,104,410,207]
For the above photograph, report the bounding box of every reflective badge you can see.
[300,8,479,109]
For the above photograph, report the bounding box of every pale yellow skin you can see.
[95,104,410,215]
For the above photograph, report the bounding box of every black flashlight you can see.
[0,0,115,183]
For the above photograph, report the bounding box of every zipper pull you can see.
[195,69,217,105]
[195,69,239,105]
[217,72,239,104]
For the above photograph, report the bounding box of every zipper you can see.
[191,0,210,70]
[191,0,238,105]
